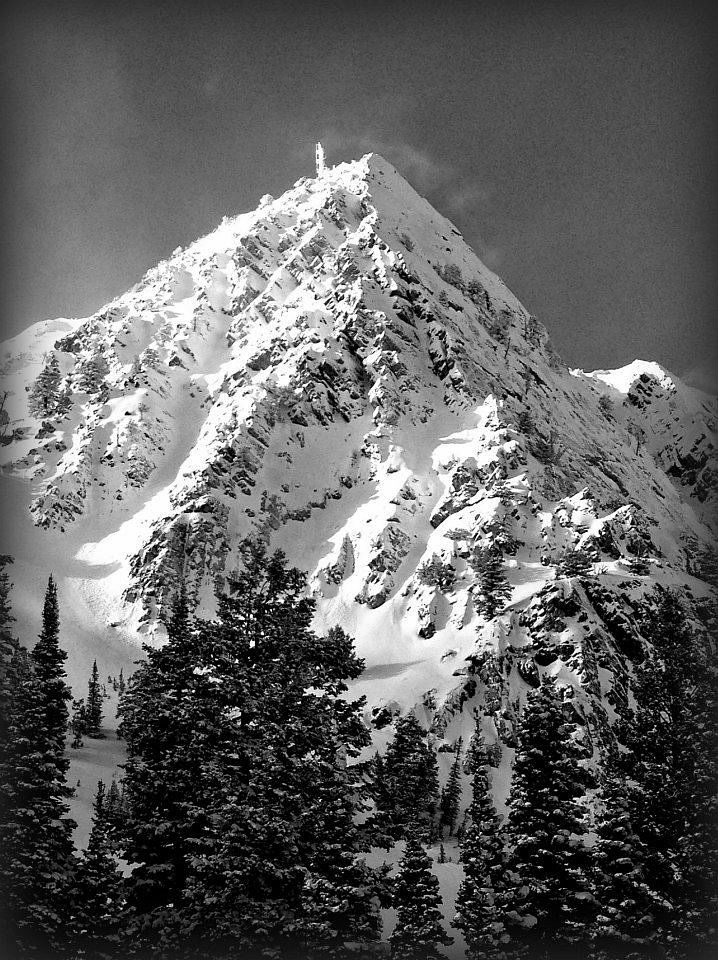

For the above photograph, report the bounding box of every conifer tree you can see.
[502,677,593,957]
[469,545,512,619]
[71,780,124,958]
[70,697,86,748]
[0,646,76,957]
[119,583,217,955]
[85,659,104,737]
[0,555,19,743]
[590,774,660,959]
[556,546,594,579]
[454,726,505,960]
[28,354,62,417]
[390,832,453,959]
[120,545,382,958]
[381,713,439,838]
[32,575,71,756]
[439,740,462,836]
[618,589,718,955]
[0,577,76,955]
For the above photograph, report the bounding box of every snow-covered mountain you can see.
[1,151,716,783]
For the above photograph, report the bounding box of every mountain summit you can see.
[1,151,715,750]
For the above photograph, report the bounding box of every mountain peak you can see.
[0,152,715,741]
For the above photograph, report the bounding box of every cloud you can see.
[679,362,718,395]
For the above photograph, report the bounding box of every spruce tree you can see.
[454,727,505,959]
[0,646,76,957]
[70,697,86,748]
[502,677,593,957]
[590,774,660,959]
[555,546,594,579]
[32,575,71,756]
[120,545,382,958]
[390,832,453,959]
[119,583,218,955]
[439,740,462,836]
[381,713,439,838]
[618,589,718,956]
[85,659,104,737]
[0,555,19,746]
[469,545,512,619]
[71,781,124,958]
[28,353,62,417]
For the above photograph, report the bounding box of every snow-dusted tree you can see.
[121,547,383,957]
[85,658,104,737]
[417,554,456,592]
[33,576,72,756]
[381,713,440,839]
[28,354,62,418]
[71,780,124,957]
[590,774,660,958]
[556,546,594,579]
[502,677,593,956]
[76,351,110,395]
[618,589,718,955]
[454,727,505,959]
[390,832,453,959]
[0,556,19,733]
[0,632,76,955]
[469,545,512,619]
[439,740,463,836]
[70,697,86,748]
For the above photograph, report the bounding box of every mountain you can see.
[1,151,716,793]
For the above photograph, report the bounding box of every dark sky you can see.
[2,0,716,388]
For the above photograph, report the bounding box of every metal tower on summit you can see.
[315,142,326,176]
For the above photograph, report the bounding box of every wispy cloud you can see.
[680,362,718,395]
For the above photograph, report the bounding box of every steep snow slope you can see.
[1,154,716,766]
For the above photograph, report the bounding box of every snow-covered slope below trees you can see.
[1,153,716,763]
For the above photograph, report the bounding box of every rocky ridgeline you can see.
[1,152,715,759]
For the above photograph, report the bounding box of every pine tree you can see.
[469,545,512,619]
[515,409,535,434]
[85,659,104,737]
[454,726,505,960]
[618,589,718,956]
[118,583,217,955]
[439,740,462,836]
[590,774,660,959]
[70,697,86,748]
[417,554,456,592]
[33,575,71,756]
[71,780,124,958]
[556,546,594,579]
[120,546,383,958]
[0,555,19,744]
[381,713,439,838]
[0,646,76,957]
[390,832,453,959]
[76,352,109,395]
[0,577,76,956]
[502,677,593,957]
[28,353,62,418]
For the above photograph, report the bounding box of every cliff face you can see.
[1,152,715,762]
